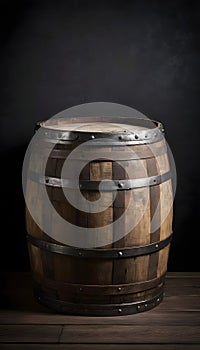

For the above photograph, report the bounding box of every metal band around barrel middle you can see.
[28,170,171,191]
[27,233,172,259]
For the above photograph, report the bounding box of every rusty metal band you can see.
[28,170,171,191]
[37,273,166,296]
[27,233,172,259]
[35,118,164,146]
[35,290,164,316]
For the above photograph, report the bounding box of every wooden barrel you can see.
[25,116,173,315]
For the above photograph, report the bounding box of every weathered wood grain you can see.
[0,309,200,325]
[0,345,199,350]
[60,324,200,344]
[0,325,62,343]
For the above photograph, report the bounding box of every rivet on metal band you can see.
[28,170,171,191]
[27,233,173,259]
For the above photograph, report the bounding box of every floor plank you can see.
[60,325,200,344]
[0,325,62,343]
[166,272,200,278]
[0,345,199,350]
[0,310,199,325]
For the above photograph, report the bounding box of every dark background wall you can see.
[0,0,199,271]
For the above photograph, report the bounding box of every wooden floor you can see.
[0,272,199,350]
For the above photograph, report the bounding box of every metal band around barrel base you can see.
[28,170,171,191]
[27,233,172,259]
[35,290,164,316]
[37,273,166,296]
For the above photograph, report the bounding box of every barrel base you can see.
[36,290,163,316]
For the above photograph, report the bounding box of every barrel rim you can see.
[34,117,164,145]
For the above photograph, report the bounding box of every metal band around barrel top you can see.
[28,170,171,191]
[27,233,172,259]
[36,119,164,146]
[35,290,163,316]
